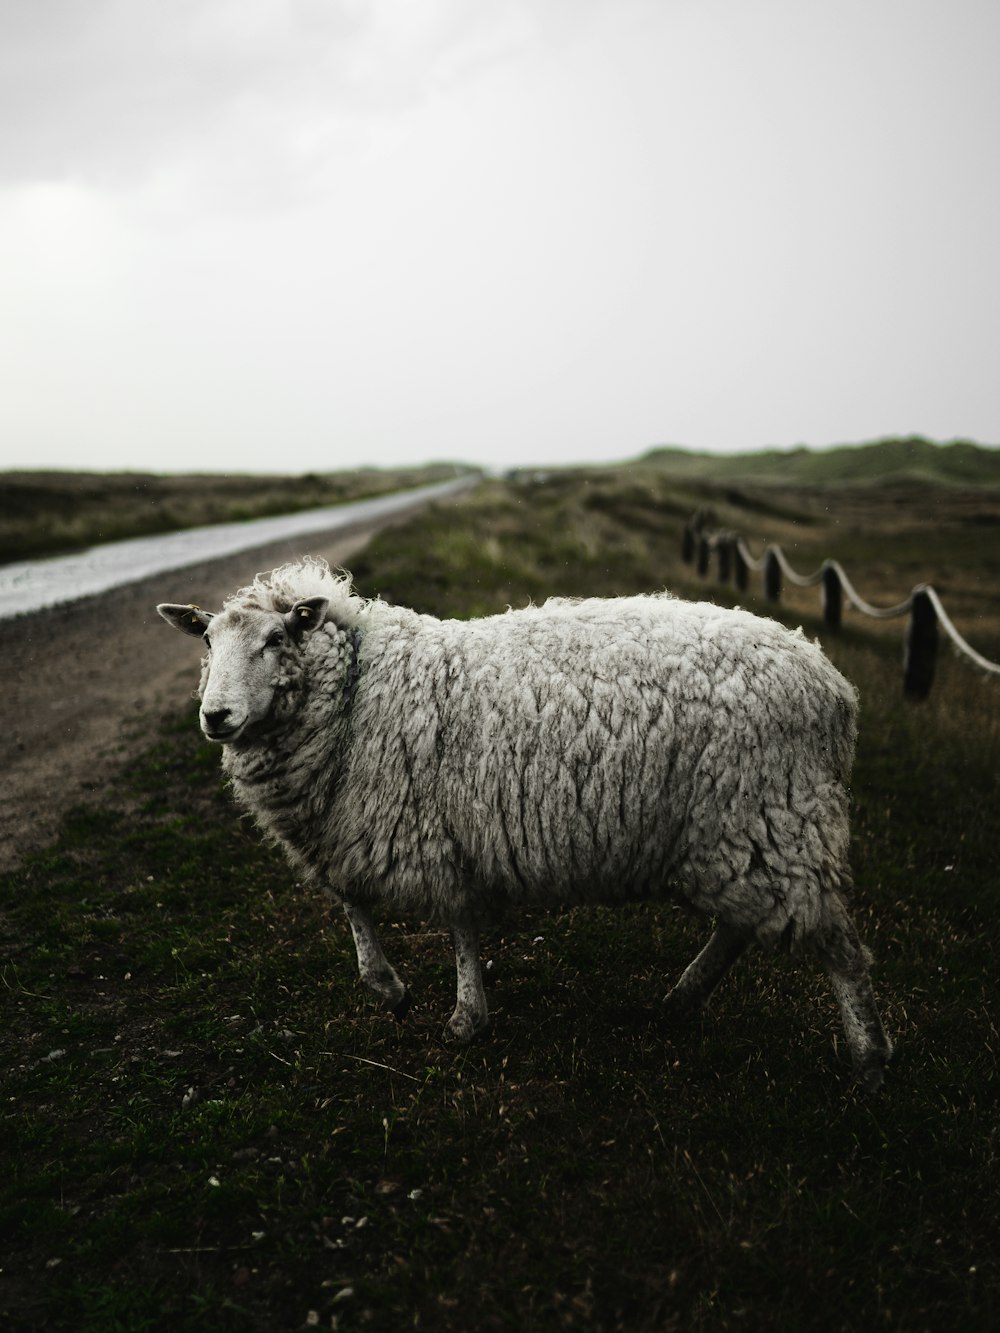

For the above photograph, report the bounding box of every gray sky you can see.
[1,0,997,475]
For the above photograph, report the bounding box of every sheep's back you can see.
[337,595,857,927]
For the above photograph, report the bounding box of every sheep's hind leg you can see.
[664,920,749,1018]
[814,894,893,1093]
[343,902,411,1020]
[447,911,489,1044]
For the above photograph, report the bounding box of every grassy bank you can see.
[2,470,998,1330]
[640,436,1000,489]
[0,464,471,566]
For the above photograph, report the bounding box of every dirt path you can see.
[0,508,423,871]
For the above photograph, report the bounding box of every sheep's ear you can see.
[285,596,329,638]
[157,604,214,638]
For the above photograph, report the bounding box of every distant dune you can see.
[640,437,1000,488]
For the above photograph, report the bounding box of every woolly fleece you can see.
[208,559,860,955]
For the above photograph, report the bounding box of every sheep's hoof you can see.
[391,989,413,1022]
[445,1008,490,1045]
[661,987,707,1023]
[852,1052,890,1095]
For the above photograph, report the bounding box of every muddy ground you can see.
[0,508,422,871]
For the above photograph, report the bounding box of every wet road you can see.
[0,478,472,619]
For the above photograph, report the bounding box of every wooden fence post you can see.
[733,542,748,593]
[716,534,732,584]
[681,524,695,564]
[904,588,938,698]
[763,549,782,602]
[697,535,710,577]
[821,562,842,631]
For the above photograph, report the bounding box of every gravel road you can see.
[0,499,443,871]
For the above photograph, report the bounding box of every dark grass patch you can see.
[2,474,998,1330]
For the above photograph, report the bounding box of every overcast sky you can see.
[1,0,997,475]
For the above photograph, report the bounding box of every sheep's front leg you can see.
[342,901,411,1020]
[447,911,489,1044]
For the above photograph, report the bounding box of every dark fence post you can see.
[681,524,695,564]
[904,588,938,698]
[733,542,748,593]
[763,548,782,602]
[697,535,710,577]
[821,562,842,631]
[716,534,732,584]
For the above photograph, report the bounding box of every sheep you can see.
[157,557,893,1091]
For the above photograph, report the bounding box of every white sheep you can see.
[157,558,892,1090]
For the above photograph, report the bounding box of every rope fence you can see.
[681,509,1000,699]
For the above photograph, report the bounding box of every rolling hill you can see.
[641,436,1000,487]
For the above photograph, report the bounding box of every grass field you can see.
[2,460,999,1330]
[641,436,1000,489]
[0,464,470,566]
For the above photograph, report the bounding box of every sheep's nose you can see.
[202,707,234,736]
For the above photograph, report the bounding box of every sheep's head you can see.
[157,596,329,744]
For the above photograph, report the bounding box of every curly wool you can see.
[223,557,364,623]
[218,561,860,955]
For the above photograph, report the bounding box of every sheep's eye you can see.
[203,634,212,650]
[265,631,284,650]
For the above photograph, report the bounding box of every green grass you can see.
[641,435,1000,488]
[2,472,998,1330]
[0,464,474,566]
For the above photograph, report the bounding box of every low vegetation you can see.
[2,459,998,1330]
[641,435,1000,489]
[0,464,470,566]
